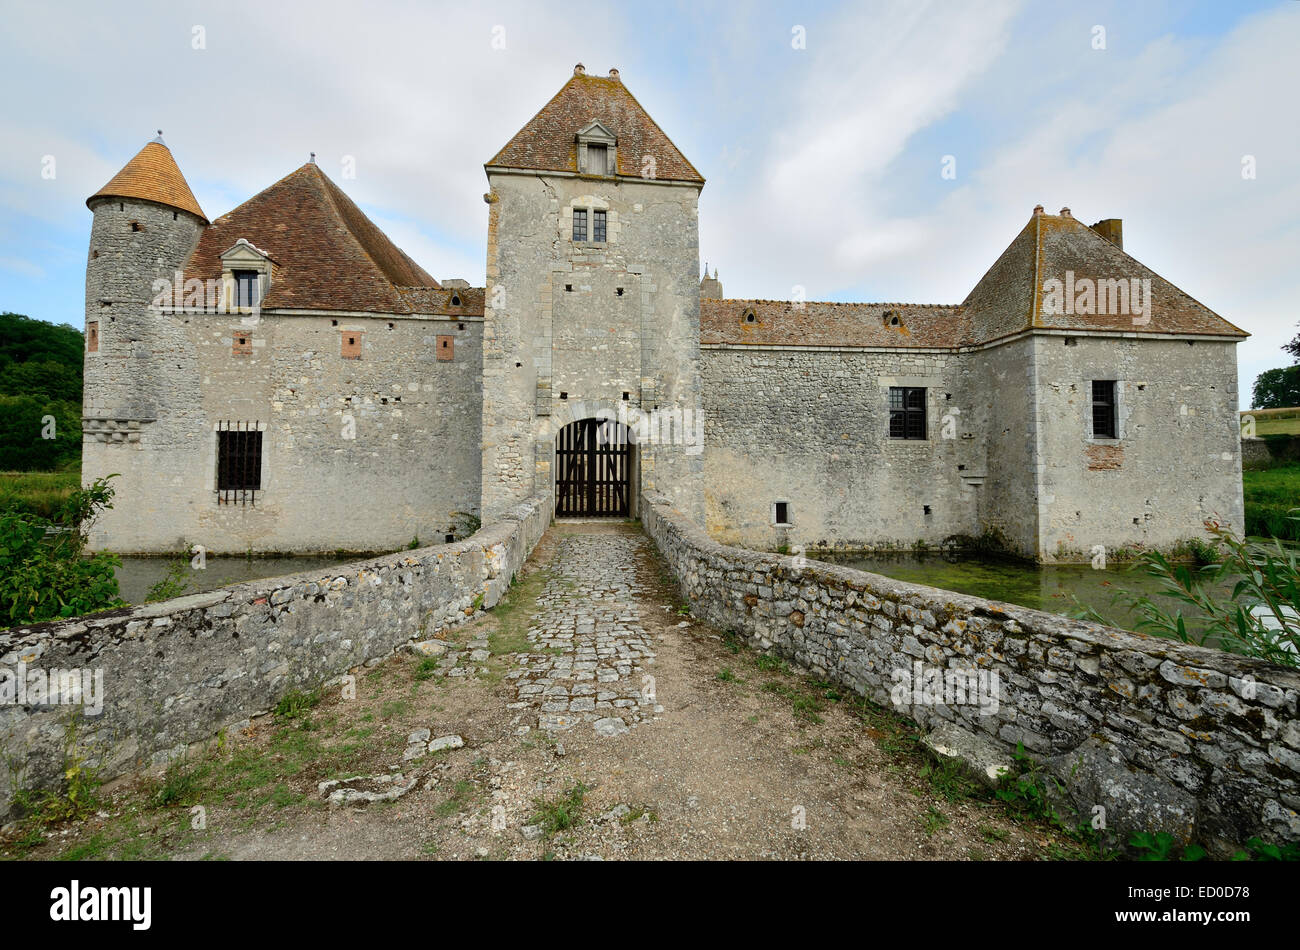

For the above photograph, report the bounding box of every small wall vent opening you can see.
[559,392,568,400]
[445,534,455,544]
[923,505,932,516]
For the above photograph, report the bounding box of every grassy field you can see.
[1240,407,1300,436]
[1243,462,1300,541]
[0,468,79,520]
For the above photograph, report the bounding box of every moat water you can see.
[114,548,1236,644]
[114,555,356,606]
[827,552,1238,636]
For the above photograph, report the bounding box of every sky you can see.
[0,0,1296,406]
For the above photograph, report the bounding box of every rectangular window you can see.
[774,501,790,525]
[1092,380,1117,438]
[888,387,927,440]
[217,427,262,502]
[233,269,260,308]
[593,209,607,243]
[341,330,362,359]
[86,321,99,352]
[586,144,607,175]
[572,209,588,242]
[436,334,454,362]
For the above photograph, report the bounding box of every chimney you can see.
[1090,218,1123,250]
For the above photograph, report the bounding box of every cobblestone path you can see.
[505,531,662,735]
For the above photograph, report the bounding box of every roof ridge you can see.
[611,76,705,183]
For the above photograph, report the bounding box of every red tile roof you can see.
[488,70,703,184]
[88,141,207,223]
[184,163,441,314]
[702,300,968,348]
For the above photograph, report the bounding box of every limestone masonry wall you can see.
[0,494,550,820]
[641,491,1300,850]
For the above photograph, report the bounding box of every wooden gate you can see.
[555,418,631,518]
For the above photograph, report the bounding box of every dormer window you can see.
[450,294,461,307]
[233,270,260,308]
[219,238,272,313]
[577,121,617,176]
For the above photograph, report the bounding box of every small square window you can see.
[1092,380,1117,438]
[342,331,362,360]
[572,209,588,242]
[888,387,926,440]
[232,335,252,356]
[437,334,454,361]
[593,210,607,242]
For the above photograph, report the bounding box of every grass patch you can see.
[530,782,588,837]
[435,780,475,818]
[0,469,80,520]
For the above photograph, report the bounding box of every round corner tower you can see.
[83,134,207,548]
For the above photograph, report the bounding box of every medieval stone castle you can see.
[82,65,1247,562]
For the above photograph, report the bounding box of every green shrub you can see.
[0,476,125,627]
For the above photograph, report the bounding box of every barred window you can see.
[572,209,588,242]
[217,424,262,504]
[888,387,926,440]
[1092,380,1117,438]
[593,209,607,243]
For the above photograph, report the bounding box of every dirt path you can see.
[3,523,1069,861]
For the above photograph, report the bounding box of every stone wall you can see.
[641,490,1300,850]
[0,493,550,821]
[699,333,1244,561]
[700,345,975,552]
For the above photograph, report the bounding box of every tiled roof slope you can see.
[88,141,207,223]
[487,70,703,184]
[1031,212,1247,338]
[701,300,968,348]
[963,211,1246,343]
[184,163,440,314]
[713,210,1246,349]
[398,286,486,316]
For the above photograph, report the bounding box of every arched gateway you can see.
[554,418,634,518]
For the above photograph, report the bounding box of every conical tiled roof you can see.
[88,139,207,223]
[183,162,439,314]
[488,69,703,184]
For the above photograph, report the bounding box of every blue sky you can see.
[1,0,1296,404]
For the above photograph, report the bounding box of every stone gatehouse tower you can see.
[480,64,705,524]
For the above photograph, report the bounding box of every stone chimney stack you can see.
[1090,218,1123,250]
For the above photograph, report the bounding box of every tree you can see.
[1251,365,1300,410]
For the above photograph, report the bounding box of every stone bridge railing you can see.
[0,493,551,820]
[640,491,1300,851]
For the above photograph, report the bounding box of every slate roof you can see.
[184,163,443,314]
[488,69,703,184]
[88,140,207,223]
